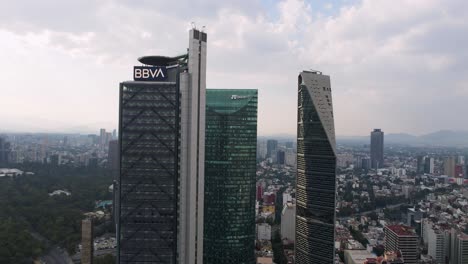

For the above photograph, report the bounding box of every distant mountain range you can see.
[338,130,468,147]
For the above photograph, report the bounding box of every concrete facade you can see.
[384,225,418,264]
[451,230,468,264]
[427,226,450,263]
[281,203,296,242]
[179,28,207,264]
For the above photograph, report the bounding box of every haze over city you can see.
[2,0,468,136]
[3,1,468,264]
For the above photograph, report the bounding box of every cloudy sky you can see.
[1,0,467,136]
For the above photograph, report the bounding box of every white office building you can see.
[281,202,296,242]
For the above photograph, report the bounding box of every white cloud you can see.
[0,0,468,136]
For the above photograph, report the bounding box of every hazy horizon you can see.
[2,127,468,139]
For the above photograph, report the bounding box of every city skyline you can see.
[2,0,468,136]
[2,2,468,263]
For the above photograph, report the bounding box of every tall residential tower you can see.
[203,89,258,264]
[370,129,384,169]
[266,139,278,159]
[0,137,11,165]
[117,29,206,264]
[296,71,337,263]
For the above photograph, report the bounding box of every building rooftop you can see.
[386,225,417,237]
[137,54,187,66]
[256,256,274,264]
[0,168,23,177]
[303,70,322,74]
[458,232,468,240]
[344,250,375,263]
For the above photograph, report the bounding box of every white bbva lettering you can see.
[142,69,150,78]
[150,69,157,78]
[134,69,142,78]
[150,68,165,78]
[135,67,165,79]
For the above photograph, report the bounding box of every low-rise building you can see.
[257,223,272,241]
[343,249,374,264]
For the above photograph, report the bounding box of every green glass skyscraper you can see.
[203,89,258,264]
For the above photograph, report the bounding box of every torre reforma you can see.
[117,29,206,264]
[296,71,337,263]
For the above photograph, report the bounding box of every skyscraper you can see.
[108,140,119,172]
[455,164,464,178]
[106,132,112,147]
[416,155,425,174]
[99,128,106,150]
[0,137,10,165]
[277,150,285,165]
[384,225,418,264]
[362,157,371,171]
[296,70,336,263]
[117,28,206,264]
[370,129,384,169]
[266,139,278,159]
[444,156,456,177]
[256,140,266,160]
[203,89,257,264]
[81,218,94,264]
[424,157,434,174]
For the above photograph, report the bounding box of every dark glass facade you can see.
[118,81,179,263]
[203,89,257,264]
[266,139,278,159]
[370,129,384,169]
[0,137,10,165]
[296,72,336,264]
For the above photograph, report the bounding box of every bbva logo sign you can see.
[134,66,167,81]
